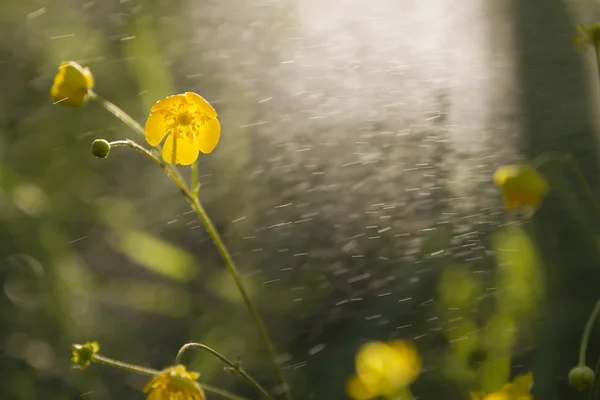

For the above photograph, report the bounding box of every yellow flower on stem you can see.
[346,340,421,400]
[50,61,94,106]
[145,92,221,165]
[144,365,206,400]
[471,372,534,400]
[493,165,548,212]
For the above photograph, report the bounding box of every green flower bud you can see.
[91,139,111,158]
[568,365,595,390]
[71,341,99,369]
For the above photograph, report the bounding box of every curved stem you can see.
[176,343,274,400]
[579,300,600,366]
[108,139,292,400]
[108,140,187,190]
[91,354,247,400]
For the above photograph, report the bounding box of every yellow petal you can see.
[151,94,186,113]
[493,165,520,187]
[145,113,167,146]
[185,92,217,118]
[162,131,200,165]
[197,118,221,154]
[512,372,533,393]
[346,376,376,400]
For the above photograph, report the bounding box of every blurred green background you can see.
[2,0,600,399]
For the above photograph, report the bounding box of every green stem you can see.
[594,43,600,91]
[579,300,600,366]
[562,155,600,219]
[188,198,292,400]
[107,139,292,400]
[89,90,145,136]
[176,343,274,400]
[108,140,187,190]
[191,161,199,196]
[92,354,158,376]
[91,354,247,400]
[204,384,249,400]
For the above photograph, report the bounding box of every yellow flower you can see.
[71,341,99,369]
[50,61,94,106]
[144,365,206,400]
[471,372,534,400]
[493,165,548,212]
[346,340,421,400]
[574,23,600,50]
[145,92,221,165]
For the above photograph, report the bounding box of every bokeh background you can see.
[2,0,600,399]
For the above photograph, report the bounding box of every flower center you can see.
[176,111,194,126]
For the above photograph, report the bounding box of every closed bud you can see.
[91,139,111,158]
[569,365,595,390]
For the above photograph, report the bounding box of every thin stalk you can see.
[92,354,158,376]
[562,155,600,221]
[89,90,145,136]
[579,300,600,366]
[91,354,247,400]
[191,161,199,196]
[176,343,274,400]
[108,139,292,400]
[188,198,291,400]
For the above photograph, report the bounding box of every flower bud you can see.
[50,61,94,106]
[568,365,595,390]
[91,139,111,158]
[71,341,99,369]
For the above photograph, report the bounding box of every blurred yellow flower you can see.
[144,365,206,400]
[50,61,94,106]
[471,372,533,400]
[574,23,600,50]
[145,92,221,165]
[493,165,548,212]
[346,340,421,400]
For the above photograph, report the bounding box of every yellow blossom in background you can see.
[346,340,421,400]
[71,341,99,369]
[144,365,206,400]
[574,23,600,51]
[50,61,95,106]
[471,372,534,400]
[145,92,221,165]
[493,165,548,212]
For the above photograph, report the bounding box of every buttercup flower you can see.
[71,341,99,369]
[471,372,533,400]
[493,165,548,212]
[346,340,421,400]
[144,365,206,400]
[574,23,600,50]
[50,61,95,106]
[145,92,221,165]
